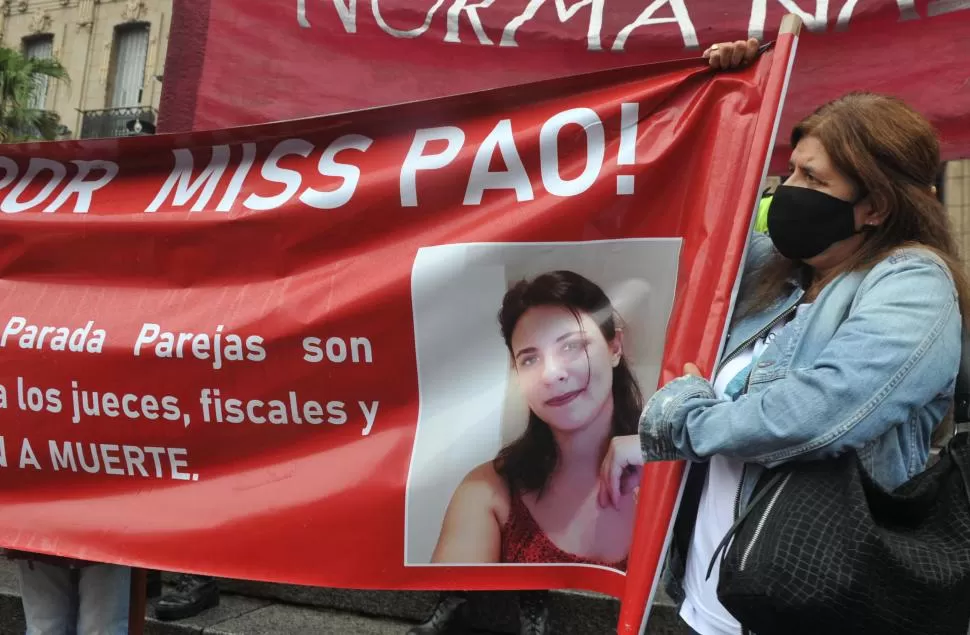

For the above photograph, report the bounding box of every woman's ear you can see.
[855,197,887,230]
[610,329,624,368]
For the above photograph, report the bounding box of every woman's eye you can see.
[562,339,585,353]
[519,355,538,368]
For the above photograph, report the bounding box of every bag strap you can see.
[953,449,970,511]
[703,324,789,581]
[705,471,786,581]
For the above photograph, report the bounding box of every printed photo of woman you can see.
[430,270,644,570]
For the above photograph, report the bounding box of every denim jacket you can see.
[641,233,962,599]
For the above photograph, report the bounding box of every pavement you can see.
[0,559,689,634]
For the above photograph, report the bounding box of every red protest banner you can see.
[0,36,794,633]
[159,0,969,172]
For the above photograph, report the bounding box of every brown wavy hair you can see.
[745,92,970,324]
[493,270,644,496]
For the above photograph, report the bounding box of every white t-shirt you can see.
[679,306,808,635]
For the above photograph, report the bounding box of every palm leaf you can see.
[0,45,69,142]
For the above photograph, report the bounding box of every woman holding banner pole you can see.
[602,38,969,635]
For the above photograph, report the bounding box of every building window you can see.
[23,35,54,110]
[945,160,970,263]
[109,24,150,108]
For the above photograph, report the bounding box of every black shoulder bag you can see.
[711,333,970,635]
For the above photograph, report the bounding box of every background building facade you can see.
[945,161,970,259]
[0,0,170,139]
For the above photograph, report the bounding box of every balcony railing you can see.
[80,106,157,139]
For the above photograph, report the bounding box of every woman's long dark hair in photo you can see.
[493,270,643,497]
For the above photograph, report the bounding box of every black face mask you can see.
[766,185,860,261]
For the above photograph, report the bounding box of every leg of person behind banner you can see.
[129,568,147,635]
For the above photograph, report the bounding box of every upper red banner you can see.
[159,0,970,173]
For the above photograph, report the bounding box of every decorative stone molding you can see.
[76,0,93,31]
[28,9,51,34]
[122,0,145,22]
[146,33,157,67]
[98,38,110,86]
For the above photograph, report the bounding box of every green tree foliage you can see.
[0,46,69,142]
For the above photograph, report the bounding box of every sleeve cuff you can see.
[639,375,716,462]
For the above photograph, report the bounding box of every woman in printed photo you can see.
[431,270,645,568]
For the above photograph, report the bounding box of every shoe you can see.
[518,593,550,635]
[407,594,467,634]
[154,574,220,621]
